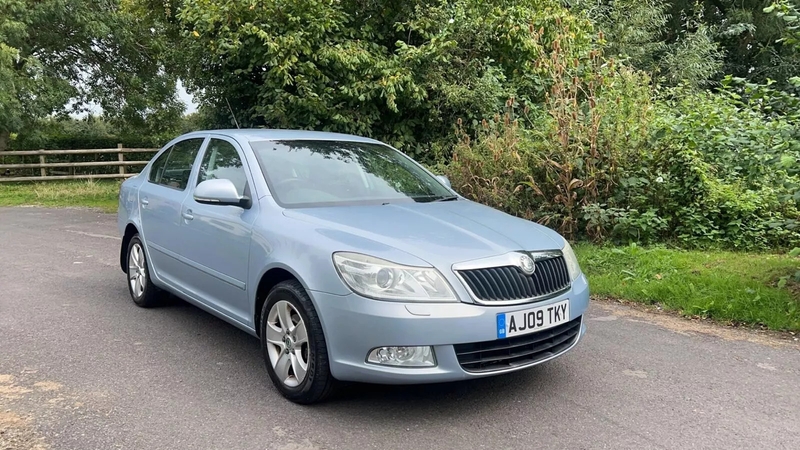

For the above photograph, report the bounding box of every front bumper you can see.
[310,274,590,384]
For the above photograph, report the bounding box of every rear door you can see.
[138,136,207,286]
[177,136,258,324]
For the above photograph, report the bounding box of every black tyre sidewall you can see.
[260,280,333,404]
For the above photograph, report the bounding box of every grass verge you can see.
[575,243,800,332]
[0,180,121,213]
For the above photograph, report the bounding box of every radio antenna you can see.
[225,98,241,129]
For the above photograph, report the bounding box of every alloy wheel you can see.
[128,242,147,298]
[265,300,310,387]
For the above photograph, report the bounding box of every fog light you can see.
[366,346,436,367]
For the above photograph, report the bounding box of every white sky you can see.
[177,79,198,114]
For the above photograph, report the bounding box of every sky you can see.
[177,79,198,114]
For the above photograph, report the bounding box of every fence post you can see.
[39,151,46,177]
[118,143,125,176]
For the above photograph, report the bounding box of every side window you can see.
[197,139,248,196]
[159,138,204,190]
[148,147,172,184]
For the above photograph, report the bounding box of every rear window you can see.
[149,138,204,190]
[148,148,171,184]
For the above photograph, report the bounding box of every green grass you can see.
[0,180,121,213]
[575,243,800,331]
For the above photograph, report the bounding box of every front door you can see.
[178,137,258,325]
[138,136,206,287]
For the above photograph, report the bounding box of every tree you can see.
[665,0,799,86]
[0,0,184,150]
[135,0,597,160]
[766,1,800,50]
[566,0,670,69]
[570,0,800,88]
[568,0,724,87]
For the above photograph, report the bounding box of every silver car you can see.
[117,129,590,403]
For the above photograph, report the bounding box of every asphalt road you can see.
[1,206,799,450]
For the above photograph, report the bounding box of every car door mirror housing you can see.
[194,179,251,209]
[436,175,452,189]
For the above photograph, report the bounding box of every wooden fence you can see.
[0,145,159,182]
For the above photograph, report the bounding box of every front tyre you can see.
[126,235,163,308]
[260,280,335,404]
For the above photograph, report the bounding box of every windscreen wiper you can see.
[433,195,458,202]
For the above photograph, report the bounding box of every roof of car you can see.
[180,129,384,144]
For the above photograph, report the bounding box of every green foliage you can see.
[4,117,169,178]
[578,84,800,250]
[776,245,800,288]
[0,0,183,142]
[441,118,538,220]
[443,18,653,238]
[635,84,800,249]
[3,0,797,256]
[582,205,669,244]
[568,0,724,87]
[766,0,800,47]
[663,0,799,87]
[443,24,800,250]
[567,0,669,69]
[10,117,168,150]
[572,0,800,88]
[144,0,598,160]
[658,23,724,88]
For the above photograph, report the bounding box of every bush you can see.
[568,86,800,250]
[3,117,164,178]
[442,18,653,239]
[441,25,800,250]
[442,118,537,221]
[582,204,669,244]
[638,85,800,249]
[9,117,166,150]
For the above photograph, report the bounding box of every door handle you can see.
[182,210,194,221]
[141,198,149,206]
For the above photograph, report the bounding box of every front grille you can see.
[457,255,570,303]
[454,316,582,373]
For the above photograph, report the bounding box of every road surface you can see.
[1,207,798,450]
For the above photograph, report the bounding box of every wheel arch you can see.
[120,223,140,273]
[254,265,314,337]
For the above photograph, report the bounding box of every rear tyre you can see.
[260,280,336,404]
[126,235,163,308]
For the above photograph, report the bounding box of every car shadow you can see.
[320,363,569,413]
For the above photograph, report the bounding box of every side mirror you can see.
[194,179,252,209]
[436,175,452,189]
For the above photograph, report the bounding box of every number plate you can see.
[496,300,570,339]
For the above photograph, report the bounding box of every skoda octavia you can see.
[117,129,590,404]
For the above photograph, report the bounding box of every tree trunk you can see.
[0,130,9,152]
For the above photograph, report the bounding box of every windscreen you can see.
[250,140,453,207]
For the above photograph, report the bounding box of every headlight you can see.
[332,252,456,302]
[561,240,582,281]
